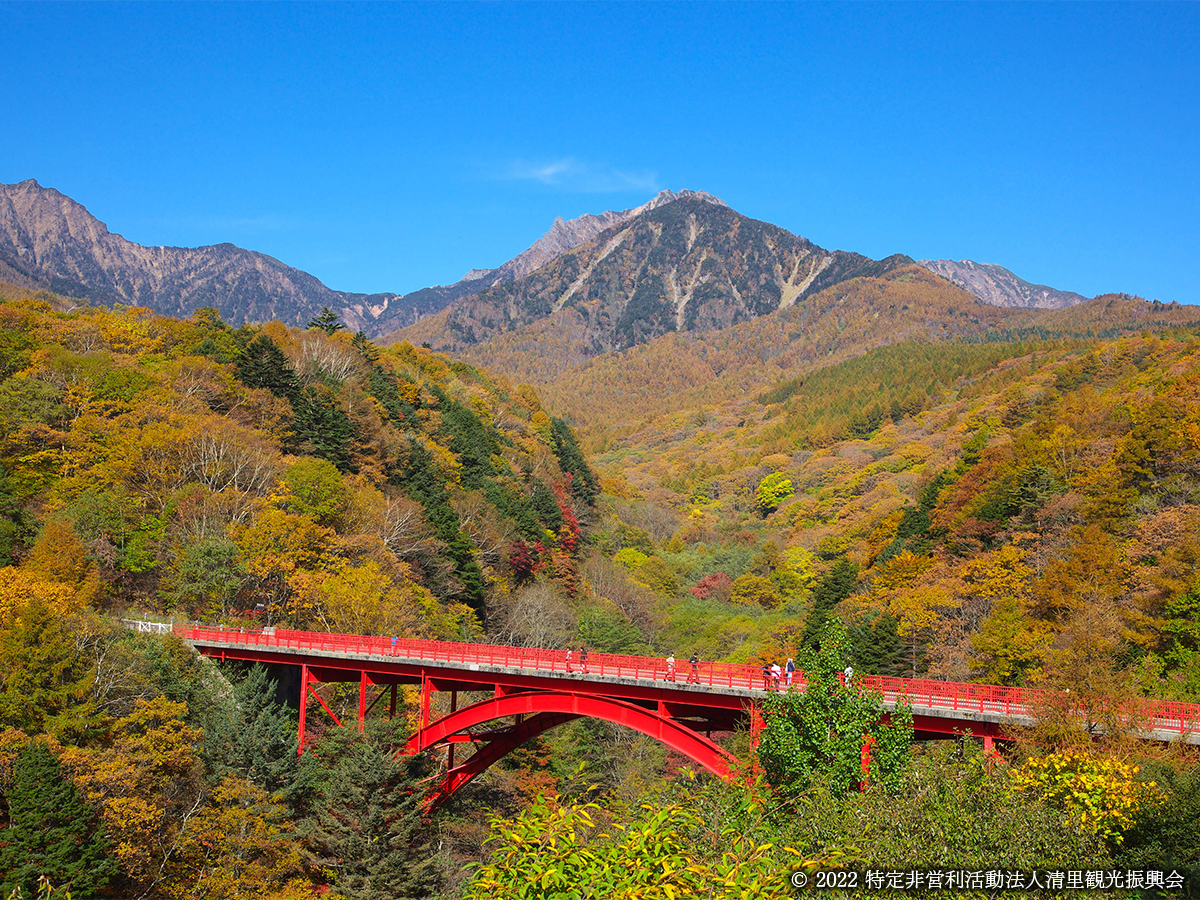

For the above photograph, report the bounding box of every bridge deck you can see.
[161,623,1200,745]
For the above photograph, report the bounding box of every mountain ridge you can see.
[917,258,1086,309]
[389,197,915,357]
[471,188,728,285]
[393,189,728,321]
[0,179,1103,349]
[0,178,420,333]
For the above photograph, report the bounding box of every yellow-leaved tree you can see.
[0,568,78,627]
[234,507,338,625]
[312,558,436,637]
[870,550,941,676]
[1010,750,1162,845]
[60,697,205,896]
[181,775,317,900]
[966,540,1049,685]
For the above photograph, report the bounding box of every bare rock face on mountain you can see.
[483,189,727,284]
[0,180,741,339]
[396,190,729,317]
[917,259,1086,309]
[4,176,1089,353]
[394,196,911,355]
[0,179,422,332]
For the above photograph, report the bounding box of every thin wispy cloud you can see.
[502,158,660,194]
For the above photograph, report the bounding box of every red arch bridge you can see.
[128,622,1200,809]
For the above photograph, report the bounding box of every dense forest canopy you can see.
[1,292,1199,898]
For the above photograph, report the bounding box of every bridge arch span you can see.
[404,690,740,808]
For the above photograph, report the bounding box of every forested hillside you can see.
[0,296,604,633]
[460,265,1200,449]
[590,330,1200,705]
[3,288,1200,899]
[0,293,609,898]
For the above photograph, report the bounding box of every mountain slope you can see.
[0,180,735,339]
[0,296,600,630]
[918,259,1086,309]
[0,179,423,333]
[442,268,1200,449]
[591,324,1200,693]
[464,265,1016,436]
[391,196,912,356]
[478,188,729,286]
[394,189,729,322]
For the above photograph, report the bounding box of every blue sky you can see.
[3,2,1197,302]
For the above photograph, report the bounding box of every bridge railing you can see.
[173,624,1200,737]
[855,674,1200,737]
[176,623,779,690]
[121,618,174,635]
[857,673,1042,718]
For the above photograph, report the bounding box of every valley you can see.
[2,186,1199,898]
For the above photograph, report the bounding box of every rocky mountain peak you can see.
[0,179,405,332]
[1,179,114,249]
[394,194,910,356]
[917,259,1086,309]
[476,189,728,285]
[402,190,733,326]
[637,189,727,213]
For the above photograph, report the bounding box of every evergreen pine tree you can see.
[303,729,438,900]
[236,332,358,472]
[235,334,302,402]
[389,439,487,618]
[849,611,904,676]
[203,664,299,794]
[351,331,380,362]
[800,558,859,650]
[291,384,357,472]
[0,742,117,897]
[433,391,498,487]
[531,482,563,532]
[549,417,600,505]
[0,600,101,741]
[307,306,346,335]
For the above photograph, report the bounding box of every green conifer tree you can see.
[549,417,600,505]
[203,664,299,794]
[0,600,100,742]
[800,558,859,650]
[289,386,358,473]
[235,334,302,402]
[0,742,117,897]
[531,482,563,532]
[307,306,346,335]
[302,729,438,900]
[351,330,380,362]
[850,611,903,676]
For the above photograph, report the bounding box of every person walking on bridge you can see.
[688,652,699,684]
[785,657,795,688]
[566,646,573,674]
[580,646,588,674]
[666,653,676,682]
